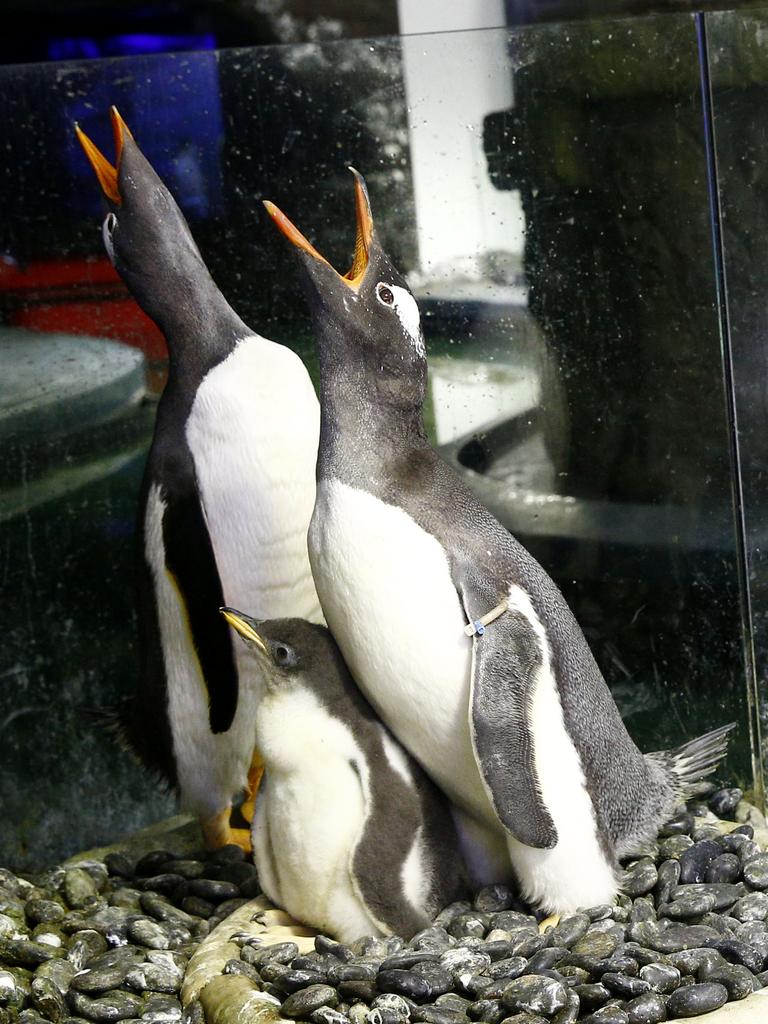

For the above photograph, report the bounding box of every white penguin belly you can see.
[309,479,485,825]
[186,336,322,623]
[252,688,380,941]
[145,484,247,819]
[180,337,323,809]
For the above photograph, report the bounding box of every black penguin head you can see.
[264,170,427,415]
[75,107,209,332]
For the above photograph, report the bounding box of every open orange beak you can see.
[263,167,373,291]
[75,106,133,206]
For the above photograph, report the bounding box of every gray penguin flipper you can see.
[349,753,433,939]
[461,587,558,850]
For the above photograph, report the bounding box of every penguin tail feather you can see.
[76,700,134,749]
[651,722,737,801]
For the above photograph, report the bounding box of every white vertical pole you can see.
[396,0,525,287]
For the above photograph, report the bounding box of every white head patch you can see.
[102,213,117,265]
[377,281,425,357]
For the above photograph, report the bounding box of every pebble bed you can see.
[2,788,768,1024]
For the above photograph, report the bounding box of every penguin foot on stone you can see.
[201,806,252,853]
[227,827,253,854]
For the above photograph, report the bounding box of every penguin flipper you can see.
[463,589,558,850]
[161,488,239,734]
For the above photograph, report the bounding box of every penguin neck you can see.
[155,271,252,390]
[317,350,429,475]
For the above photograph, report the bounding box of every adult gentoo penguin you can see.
[220,608,467,941]
[76,108,322,850]
[264,171,734,913]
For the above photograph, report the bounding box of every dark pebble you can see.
[670,882,744,912]
[501,975,568,1016]
[315,936,354,962]
[436,994,472,1012]
[449,915,489,940]
[709,788,743,818]
[102,855,133,880]
[601,974,650,999]
[180,896,215,919]
[411,964,454,997]
[668,948,722,975]
[705,853,742,884]
[707,937,765,973]
[412,1008,470,1024]
[125,961,182,993]
[486,958,527,982]
[209,844,246,863]
[380,952,438,972]
[474,887,515,915]
[25,899,65,926]
[526,948,567,973]
[653,860,680,907]
[133,852,173,877]
[378,970,434,1003]
[30,975,68,1023]
[223,958,262,983]
[410,927,454,952]
[281,985,340,1018]
[659,892,715,920]
[163,860,205,880]
[139,874,186,898]
[67,989,144,1022]
[658,812,694,838]
[126,918,169,950]
[253,942,300,967]
[277,969,329,993]
[0,936,63,967]
[582,1007,629,1024]
[70,963,129,994]
[638,963,680,993]
[623,860,658,898]
[570,932,618,960]
[744,854,768,890]
[739,840,762,867]
[310,1009,350,1024]
[552,989,579,1024]
[467,998,505,1024]
[643,924,721,953]
[186,879,240,903]
[440,950,492,976]
[699,958,755,999]
[678,841,721,885]
[481,942,516,963]
[623,991,666,1024]
[731,892,768,922]
[545,916,590,950]
[666,981,728,1017]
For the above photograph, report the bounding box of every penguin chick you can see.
[221,609,468,942]
[76,108,323,851]
[264,171,735,913]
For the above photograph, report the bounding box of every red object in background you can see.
[0,256,168,363]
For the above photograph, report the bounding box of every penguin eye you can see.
[102,212,117,265]
[376,283,395,307]
[272,643,297,669]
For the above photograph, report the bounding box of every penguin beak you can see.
[75,106,133,206]
[263,167,373,291]
[220,607,269,656]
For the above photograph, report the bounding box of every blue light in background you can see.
[49,34,216,62]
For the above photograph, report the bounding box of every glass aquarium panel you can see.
[706,7,768,804]
[0,11,759,870]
